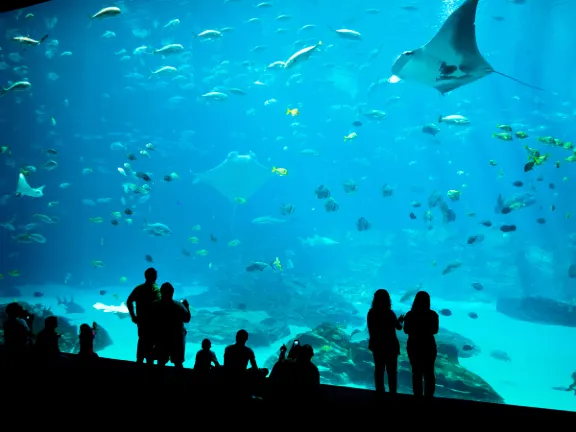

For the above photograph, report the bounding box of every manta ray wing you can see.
[17,173,33,196]
[423,0,492,93]
[391,0,491,94]
[197,151,273,202]
[391,0,543,94]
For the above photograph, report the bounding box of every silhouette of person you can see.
[269,341,320,401]
[78,323,99,359]
[224,329,268,398]
[152,282,191,369]
[127,268,161,364]
[194,338,220,372]
[35,316,61,361]
[403,291,439,397]
[2,302,34,358]
[367,289,404,394]
[224,329,258,372]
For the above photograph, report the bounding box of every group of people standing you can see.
[126,268,440,397]
[126,267,191,367]
[367,289,439,397]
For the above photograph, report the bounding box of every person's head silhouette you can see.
[160,282,174,300]
[144,267,157,283]
[372,288,392,309]
[236,329,249,345]
[412,291,431,312]
[45,316,58,330]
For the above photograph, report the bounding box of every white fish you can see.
[438,114,470,125]
[267,61,286,69]
[16,173,44,198]
[12,35,48,46]
[201,91,228,101]
[330,28,362,40]
[299,234,339,246]
[163,19,180,29]
[149,66,178,78]
[93,302,130,318]
[89,7,121,22]
[284,41,322,69]
[195,30,222,40]
[1,81,31,97]
[153,43,184,56]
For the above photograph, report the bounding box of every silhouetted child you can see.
[78,323,99,359]
[194,338,220,372]
[403,291,439,397]
[35,316,61,360]
[367,289,404,394]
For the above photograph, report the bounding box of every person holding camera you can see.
[151,282,191,369]
[268,340,320,402]
[2,302,34,359]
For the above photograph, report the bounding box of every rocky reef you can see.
[265,323,503,404]
[497,296,576,327]
[186,309,290,347]
[0,301,112,353]
[190,274,364,328]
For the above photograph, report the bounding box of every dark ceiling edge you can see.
[0,0,51,13]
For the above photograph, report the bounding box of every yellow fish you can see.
[344,132,357,142]
[188,236,199,244]
[235,197,247,204]
[272,257,282,271]
[272,167,288,176]
[286,107,299,116]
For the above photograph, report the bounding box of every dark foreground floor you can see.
[2,355,574,425]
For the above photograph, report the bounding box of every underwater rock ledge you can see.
[265,323,504,404]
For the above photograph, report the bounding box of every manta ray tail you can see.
[493,71,544,91]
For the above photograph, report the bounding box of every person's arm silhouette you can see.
[431,311,439,334]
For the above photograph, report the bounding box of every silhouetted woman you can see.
[403,291,439,397]
[367,289,404,393]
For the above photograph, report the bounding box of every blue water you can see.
[1,0,575,411]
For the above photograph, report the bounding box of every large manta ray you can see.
[389,0,543,94]
[194,151,274,202]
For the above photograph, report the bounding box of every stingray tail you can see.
[493,71,544,91]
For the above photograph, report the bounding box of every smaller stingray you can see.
[389,0,542,94]
[194,151,274,202]
[16,173,44,198]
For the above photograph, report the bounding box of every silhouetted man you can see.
[35,316,61,361]
[152,282,191,369]
[224,329,258,372]
[2,302,33,360]
[224,329,268,398]
[127,268,160,364]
